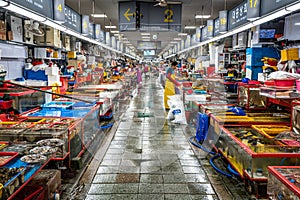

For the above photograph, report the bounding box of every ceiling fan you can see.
[154,0,182,7]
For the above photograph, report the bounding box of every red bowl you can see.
[274,79,296,87]
[264,80,275,86]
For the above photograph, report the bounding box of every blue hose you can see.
[227,163,241,178]
[101,123,114,129]
[209,154,233,178]
[189,136,216,155]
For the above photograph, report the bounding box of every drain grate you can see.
[136,112,154,118]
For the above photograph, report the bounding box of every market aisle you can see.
[85,74,218,200]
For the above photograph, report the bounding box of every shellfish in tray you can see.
[36,138,64,147]
[29,146,57,155]
[20,154,47,164]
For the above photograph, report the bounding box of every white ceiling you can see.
[65,0,244,56]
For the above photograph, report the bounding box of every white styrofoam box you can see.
[45,66,59,75]
[10,16,23,42]
[48,80,62,86]
[257,73,265,82]
[26,79,47,86]
[47,75,60,82]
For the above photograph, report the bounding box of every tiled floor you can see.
[85,76,219,200]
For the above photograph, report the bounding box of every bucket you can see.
[296,80,300,91]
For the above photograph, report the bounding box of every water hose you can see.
[227,163,241,178]
[189,136,216,155]
[100,123,114,129]
[209,154,233,178]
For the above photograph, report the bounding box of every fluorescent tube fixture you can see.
[195,15,211,19]
[111,30,119,33]
[105,25,117,29]
[142,36,150,39]
[174,38,182,40]
[141,33,151,36]
[184,26,196,29]
[91,14,107,18]
[178,33,188,36]
[170,41,178,44]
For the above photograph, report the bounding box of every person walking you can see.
[164,61,181,110]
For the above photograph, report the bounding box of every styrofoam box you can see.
[45,67,59,75]
[48,81,62,86]
[47,75,60,82]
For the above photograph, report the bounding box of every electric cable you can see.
[189,136,216,155]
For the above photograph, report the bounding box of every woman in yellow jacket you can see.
[164,61,181,110]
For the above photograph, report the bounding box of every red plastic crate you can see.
[0,152,18,167]
[0,100,13,110]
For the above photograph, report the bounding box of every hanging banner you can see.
[82,15,89,35]
[219,10,228,33]
[89,23,94,39]
[181,39,185,50]
[214,18,220,36]
[119,1,137,31]
[64,6,81,33]
[94,24,101,40]
[207,20,214,38]
[11,0,53,19]
[178,41,181,51]
[247,0,260,20]
[192,34,197,44]
[261,0,297,16]
[196,27,201,42]
[106,32,111,46]
[185,35,191,48]
[111,36,116,49]
[137,41,161,50]
[228,1,247,30]
[99,31,105,43]
[140,2,182,32]
[201,26,208,41]
[54,0,65,22]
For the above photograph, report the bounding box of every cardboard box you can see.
[68,51,76,59]
[0,20,6,41]
[281,48,299,61]
[35,26,61,48]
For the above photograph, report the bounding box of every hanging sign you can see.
[185,35,191,48]
[82,15,89,35]
[247,0,260,20]
[54,0,65,22]
[119,1,137,31]
[261,0,297,16]
[11,0,53,19]
[207,20,214,38]
[201,26,208,41]
[192,34,197,45]
[95,24,101,40]
[196,27,201,42]
[181,39,185,50]
[99,31,105,43]
[214,18,220,36]
[137,41,161,50]
[111,36,117,49]
[64,6,81,33]
[140,2,182,32]
[219,10,228,33]
[106,32,111,46]
[89,23,95,39]
[228,1,248,30]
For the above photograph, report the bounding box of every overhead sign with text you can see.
[119,1,137,31]
[64,6,81,33]
[11,0,54,19]
[261,0,297,15]
[228,0,248,30]
[137,41,161,50]
[140,2,182,32]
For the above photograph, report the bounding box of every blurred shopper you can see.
[164,61,181,110]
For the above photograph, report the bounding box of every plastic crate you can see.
[41,101,74,110]
[0,100,13,110]
[0,152,18,167]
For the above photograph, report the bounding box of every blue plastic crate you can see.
[41,101,74,110]
[72,101,95,108]
[24,70,47,81]
[30,108,91,118]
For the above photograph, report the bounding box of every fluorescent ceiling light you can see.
[111,30,119,33]
[105,25,117,29]
[43,20,67,32]
[141,33,151,36]
[178,33,188,36]
[174,38,182,40]
[114,34,119,36]
[295,22,300,26]
[184,26,196,29]
[91,14,107,18]
[170,41,178,44]
[142,36,150,39]
[195,15,211,19]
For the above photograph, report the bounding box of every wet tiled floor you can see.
[85,76,219,200]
